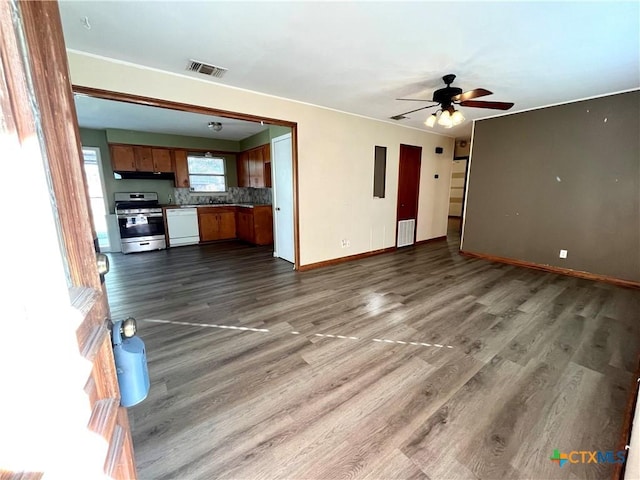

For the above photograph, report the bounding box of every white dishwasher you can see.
[166,208,200,247]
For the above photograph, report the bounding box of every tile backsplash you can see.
[172,187,272,205]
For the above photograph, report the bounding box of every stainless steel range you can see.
[115,192,166,254]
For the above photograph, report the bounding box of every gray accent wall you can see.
[462,90,640,282]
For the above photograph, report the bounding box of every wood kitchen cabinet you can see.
[151,148,173,172]
[249,146,264,187]
[110,144,174,173]
[110,144,137,171]
[236,206,273,245]
[237,143,272,188]
[133,146,154,171]
[198,207,236,242]
[173,150,190,188]
[237,151,250,187]
[236,209,254,242]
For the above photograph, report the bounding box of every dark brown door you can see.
[1,1,136,478]
[397,144,422,221]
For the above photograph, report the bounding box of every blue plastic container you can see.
[112,320,150,407]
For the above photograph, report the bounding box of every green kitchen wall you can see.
[79,128,239,212]
[106,128,240,152]
[239,125,292,151]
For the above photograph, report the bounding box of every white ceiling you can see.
[60,1,640,138]
[74,94,268,141]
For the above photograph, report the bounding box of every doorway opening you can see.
[82,146,110,251]
[73,87,299,268]
[396,144,422,247]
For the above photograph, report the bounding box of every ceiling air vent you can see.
[186,59,228,78]
[390,115,407,121]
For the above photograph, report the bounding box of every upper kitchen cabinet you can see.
[110,144,174,173]
[237,143,272,188]
[237,151,250,188]
[248,145,264,187]
[152,148,173,173]
[262,144,272,188]
[110,144,136,171]
[133,146,154,171]
[173,150,190,188]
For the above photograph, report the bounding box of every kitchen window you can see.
[188,154,227,193]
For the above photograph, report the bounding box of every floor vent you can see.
[397,219,415,247]
[186,59,228,78]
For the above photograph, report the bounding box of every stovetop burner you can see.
[115,200,159,211]
[114,192,161,213]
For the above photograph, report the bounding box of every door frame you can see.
[271,133,295,263]
[395,143,423,246]
[1,1,136,477]
[72,86,302,269]
[82,145,111,251]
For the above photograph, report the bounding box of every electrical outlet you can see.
[559,249,568,259]
[341,239,350,248]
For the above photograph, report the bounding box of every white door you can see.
[271,133,295,264]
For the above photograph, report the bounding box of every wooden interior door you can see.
[0,1,136,478]
[397,144,422,222]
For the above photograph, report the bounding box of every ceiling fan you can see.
[393,74,514,128]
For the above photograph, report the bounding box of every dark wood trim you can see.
[72,87,301,271]
[24,3,99,290]
[613,353,640,480]
[460,250,640,289]
[454,155,470,160]
[448,215,462,219]
[291,126,301,270]
[415,235,447,246]
[73,85,297,128]
[13,1,137,477]
[298,247,397,272]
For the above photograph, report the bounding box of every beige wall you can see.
[68,52,454,265]
[454,138,471,158]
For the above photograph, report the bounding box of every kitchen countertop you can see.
[162,203,271,209]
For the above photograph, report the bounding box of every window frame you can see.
[187,154,228,194]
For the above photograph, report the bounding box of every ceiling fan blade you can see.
[460,100,514,110]
[395,104,439,117]
[396,98,432,102]
[452,88,492,102]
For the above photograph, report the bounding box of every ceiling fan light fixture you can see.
[425,113,437,128]
[437,110,452,128]
[451,109,465,126]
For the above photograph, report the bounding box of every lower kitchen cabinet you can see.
[198,208,236,242]
[236,206,273,245]
[236,210,255,243]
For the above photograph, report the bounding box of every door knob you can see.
[276,207,281,211]
[96,252,110,275]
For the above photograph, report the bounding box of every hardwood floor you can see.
[105,236,640,480]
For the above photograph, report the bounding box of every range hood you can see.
[114,171,176,181]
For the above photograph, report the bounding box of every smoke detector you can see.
[187,59,228,78]
[208,122,222,132]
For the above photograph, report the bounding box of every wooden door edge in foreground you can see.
[0,1,136,478]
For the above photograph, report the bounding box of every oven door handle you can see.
[117,213,164,219]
